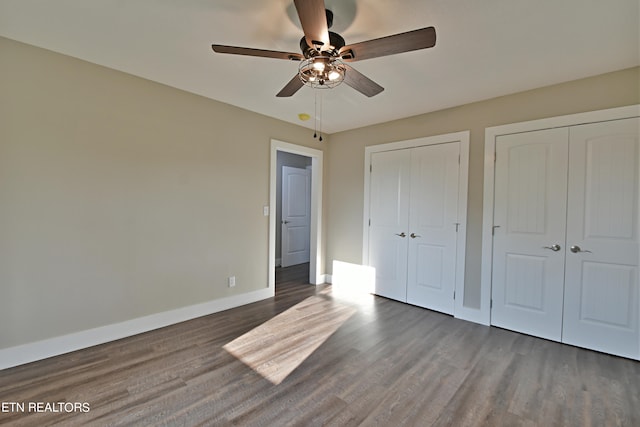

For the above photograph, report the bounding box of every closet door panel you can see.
[491,128,569,341]
[368,150,411,301]
[406,143,460,314]
[563,118,639,358]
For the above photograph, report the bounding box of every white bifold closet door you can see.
[491,117,639,358]
[562,119,639,358]
[369,149,411,302]
[491,127,569,341]
[368,142,460,314]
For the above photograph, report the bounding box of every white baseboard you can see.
[0,287,274,371]
[314,274,329,285]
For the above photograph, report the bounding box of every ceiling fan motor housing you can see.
[300,31,345,58]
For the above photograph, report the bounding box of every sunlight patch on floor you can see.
[331,260,376,303]
[223,295,356,385]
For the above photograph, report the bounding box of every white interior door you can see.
[562,118,639,358]
[281,166,310,267]
[491,128,569,341]
[406,143,460,314]
[368,150,411,301]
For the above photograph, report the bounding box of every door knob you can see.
[410,233,421,239]
[570,245,592,253]
[282,220,290,224]
[395,232,406,238]
[542,244,561,251]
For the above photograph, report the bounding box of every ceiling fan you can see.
[211,0,436,98]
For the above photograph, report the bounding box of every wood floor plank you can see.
[1,263,639,426]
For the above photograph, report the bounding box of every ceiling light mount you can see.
[299,30,345,58]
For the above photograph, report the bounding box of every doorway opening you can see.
[277,154,312,269]
[269,139,324,290]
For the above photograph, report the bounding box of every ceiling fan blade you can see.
[293,0,330,51]
[276,75,305,97]
[343,64,384,97]
[212,45,304,61]
[339,27,436,62]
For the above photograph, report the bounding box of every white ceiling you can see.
[1,0,638,133]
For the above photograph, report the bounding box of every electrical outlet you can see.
[228,276,236,287]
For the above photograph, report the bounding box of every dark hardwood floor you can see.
[1,264,639,426]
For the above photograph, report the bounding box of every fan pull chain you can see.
[318,91,323,142]
[313,90,318,139]
[311,90,324,142]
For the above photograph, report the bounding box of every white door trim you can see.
[362,131,470,319]
[270,139,324,287]
[481,105,640,327]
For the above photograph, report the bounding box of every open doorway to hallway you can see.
[268,139,324,290]
[276,151,312,269]
[275,151,312,292]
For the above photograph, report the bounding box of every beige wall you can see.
[326,66,640,309]
[0,37,327,349]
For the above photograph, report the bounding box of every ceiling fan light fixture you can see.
[312,59,326,71]
[298,57,345,89]
[328,70,342,81]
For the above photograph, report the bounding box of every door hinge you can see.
[453,291,456,300]
[455,223,460,232]
[458,154,461,164]
[494,151,497,163]
[490,299,493,308]
[369,219,371,226]
[370,164,372,173]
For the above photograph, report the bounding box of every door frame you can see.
[481,105,640,326]
[269,139,324,288]
[362,131,470,318]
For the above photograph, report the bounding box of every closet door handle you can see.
[410,233,421,239]
[395,232,406,238]
[570,245,592,253]
[543,244,561,252]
